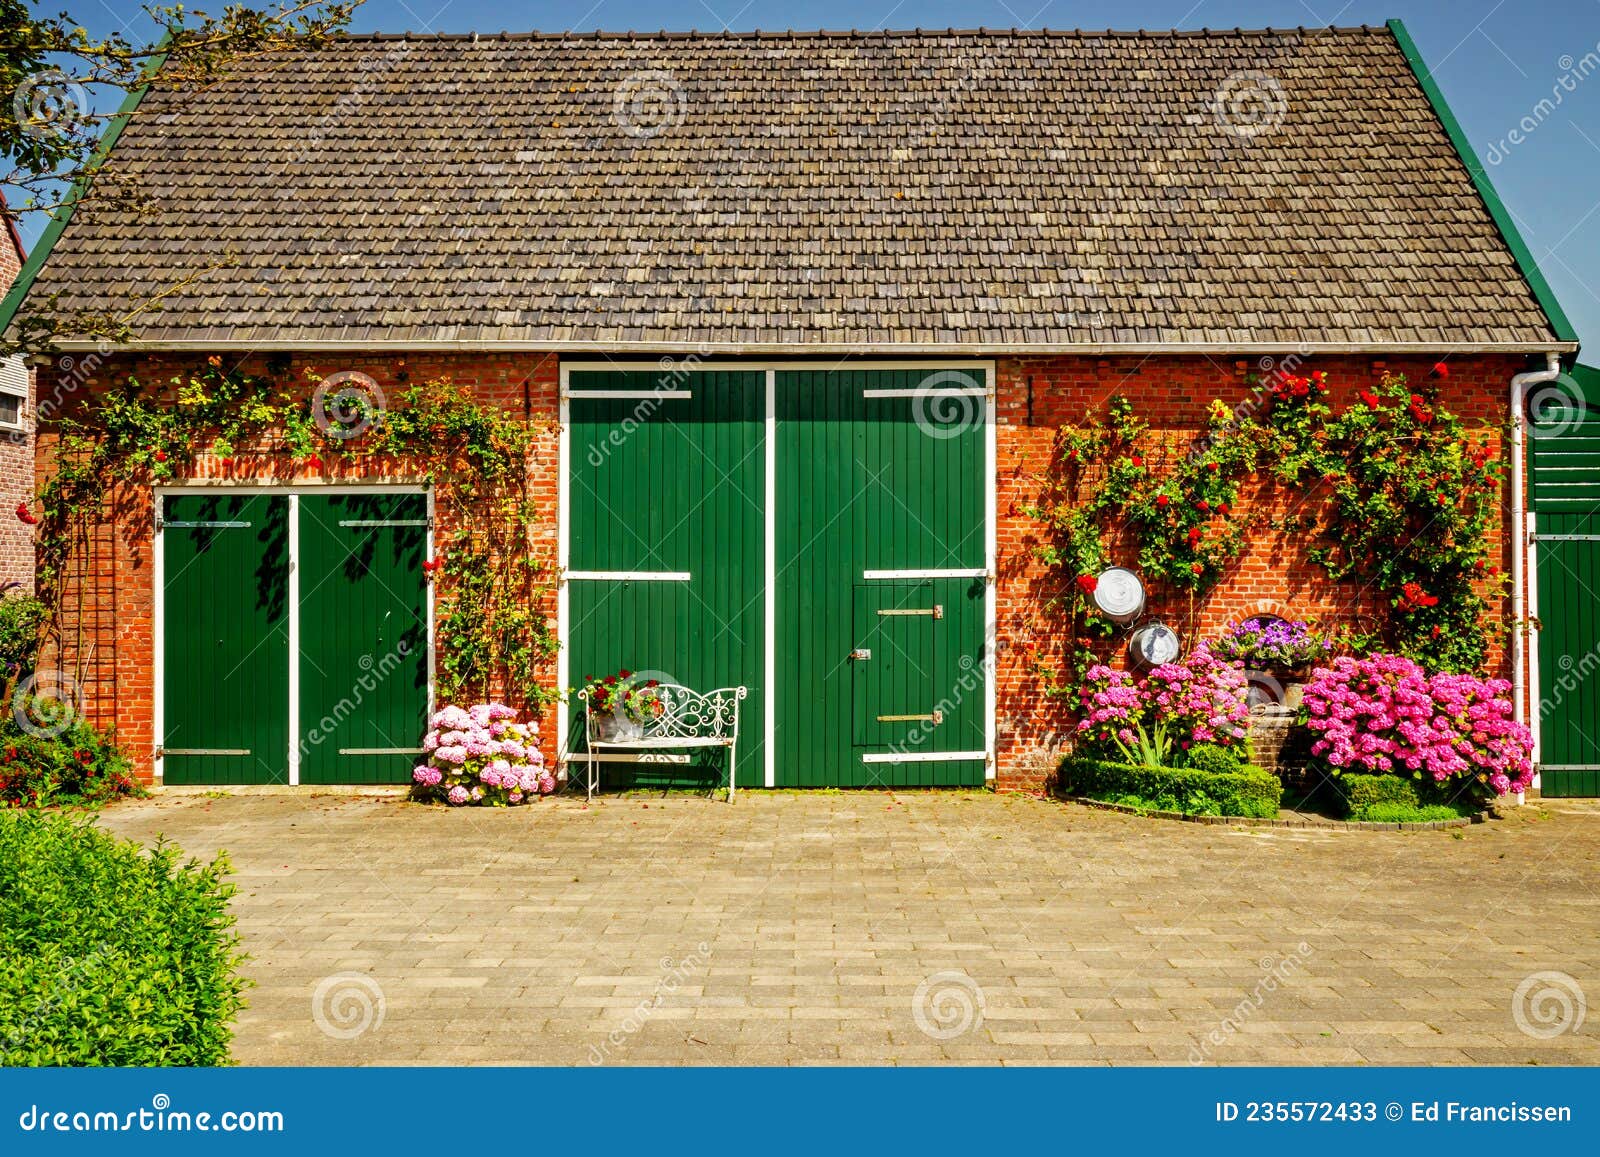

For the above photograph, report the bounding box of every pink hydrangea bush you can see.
[1076,643,1251,766]
[412,703,554,806]
[1301,654,1532,798]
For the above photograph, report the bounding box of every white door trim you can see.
[764,368,777,788]
[153,482,431,788]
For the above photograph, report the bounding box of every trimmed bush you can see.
[0,709,139,809]
[1184,742,1245,775]
[0,812,247,1065]
[1339,773,1476,822]
[1060,756,1282,819]
[1341,774,1419,818]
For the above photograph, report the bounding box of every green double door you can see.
[566,366,988,789]
[161,492,429,785]
[1535,511,1600,796]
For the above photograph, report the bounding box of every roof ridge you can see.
[331,25,1384,43]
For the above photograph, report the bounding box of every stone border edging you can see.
[1058,793,1488,830]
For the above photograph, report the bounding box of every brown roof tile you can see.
[22,26,1562,349]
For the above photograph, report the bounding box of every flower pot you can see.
[595,711,643,743]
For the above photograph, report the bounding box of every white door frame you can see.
[557,360,998,786]
[152,482,432,786]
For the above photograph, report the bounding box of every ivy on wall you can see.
[27,361,558,711]
[1023,371,1506,685]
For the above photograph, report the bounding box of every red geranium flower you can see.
[1190,563,1203,575]
[1129,454,1143,467]
[1075,573,1098,594]
[1217,503,1231,516]
[1206,462,1219,473]
[153,449,167,463]
[14,502,37,525]
[1358,389,1380,408]
[1431,361,1449,378]
[1155,495,1169,508]
[1195,500,1210,512]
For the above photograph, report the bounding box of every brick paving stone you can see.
[93,791,1600,1066]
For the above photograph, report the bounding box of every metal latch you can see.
[850,648,872,661]
[877,605,943,619]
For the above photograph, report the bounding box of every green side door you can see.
[777,368,988,787]
[160,493,290,785]
[297,493,431,785]
[1530,382,1600,797]
[566,370,766,790]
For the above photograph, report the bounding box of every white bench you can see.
[576,683,747,802]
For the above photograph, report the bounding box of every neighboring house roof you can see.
[10,24,1577,352]
[0,190,25,282]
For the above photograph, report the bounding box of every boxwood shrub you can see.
[1338,773,1475,822]
[1059,756,1282,819]
[0,812,247,1066]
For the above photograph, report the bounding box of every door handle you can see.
[850,648,872,661]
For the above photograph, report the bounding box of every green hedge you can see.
[1338,773,1475,822]
[1059,757,1282,819]
[0,812,247,1066]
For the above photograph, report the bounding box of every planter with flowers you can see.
[579,669,664,742]
[412,702,553,806]
[1210,616,1336,708]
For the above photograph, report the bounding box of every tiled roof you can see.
[21,26,1566,350]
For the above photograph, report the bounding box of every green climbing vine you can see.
[1023,369,1506,686]
[27,359,558,710]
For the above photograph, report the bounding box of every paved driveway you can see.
[96,791,1600,1065]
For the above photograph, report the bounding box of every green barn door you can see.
[1530,377,1600,797]
[566,370,766,790]
[1535,511,1600,796]
[160,493,290,785]
[776,368,988,787]
[297,493,430,785]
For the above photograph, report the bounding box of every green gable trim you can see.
[1387,18,1579,347]
[0,45,169,343]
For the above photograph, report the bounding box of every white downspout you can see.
[1511,351,1562,788]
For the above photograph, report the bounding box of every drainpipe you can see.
[1510,351,1562,773]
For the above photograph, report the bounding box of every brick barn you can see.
[0,23,1582,794]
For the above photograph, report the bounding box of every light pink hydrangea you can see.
[1075,643,1249,764]
[413,704,552,807]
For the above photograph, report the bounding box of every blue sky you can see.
[62,0,1600,351]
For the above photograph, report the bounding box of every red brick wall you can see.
[991,353,1526,790]
[40,350,1528,791]
[0,231,33,588]
[37,352,561,781]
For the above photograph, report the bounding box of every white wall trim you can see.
[862,750,988,764]
[151,495,165,784]
[983,362,998,783]
[286,493,300,785]
[863,568,987,580]
[556,364,572,778]
[565,570,691,582]
[764,368,777,788]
